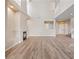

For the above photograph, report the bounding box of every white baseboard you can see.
[5,43,17,52]
[27,35,56,37]
[5,40,23,52]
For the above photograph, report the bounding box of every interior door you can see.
[58,23,65,34]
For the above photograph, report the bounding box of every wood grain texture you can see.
[6,35,74,59]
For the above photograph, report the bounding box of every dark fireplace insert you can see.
[23,31,27,40]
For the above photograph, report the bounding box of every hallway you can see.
[6,35,74,59]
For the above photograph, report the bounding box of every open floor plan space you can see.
[6,35,74,59]
[6,0,74,59]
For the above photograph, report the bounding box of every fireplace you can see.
[23,31,27,40]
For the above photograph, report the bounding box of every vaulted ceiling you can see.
[55,5,74,20]
[11,0,74,20]
[27,0,74,20]
[27,0,59,19]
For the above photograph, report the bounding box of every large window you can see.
[27,0,32,16]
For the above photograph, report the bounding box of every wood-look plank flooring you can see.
[6,35,74,59]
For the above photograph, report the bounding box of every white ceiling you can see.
[27,0,74,20]
[55,5,74,20]
[28,0,60,8]
[27,0,57,19]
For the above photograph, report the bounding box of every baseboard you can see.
[27,35,56,37]
[5,40,23,52]
[5,43,17,52]
[5,42,18,56]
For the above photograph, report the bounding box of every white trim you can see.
[5,40,23,52]
[28,35,56,37]
[5,42,17,52]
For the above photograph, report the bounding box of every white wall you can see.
[27,0,56,36]
[71,17,74,39]
[5,0,28,50]
[5,8,20,50]
[27,19,56,36]
[5,7,27,50]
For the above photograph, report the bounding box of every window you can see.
[44,21,54,29]
[48,23,53,29]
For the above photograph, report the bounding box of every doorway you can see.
[56,21,65,35]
